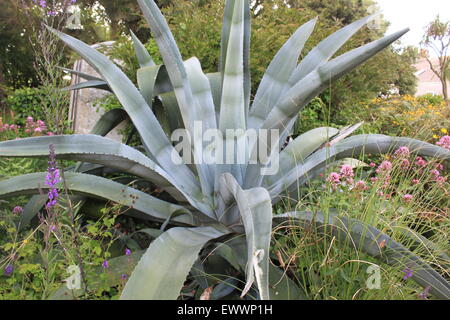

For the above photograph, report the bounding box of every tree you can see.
[421,15,450,102]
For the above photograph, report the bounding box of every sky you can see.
[375,0,450,51]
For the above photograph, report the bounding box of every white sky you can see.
[375,0,450,49]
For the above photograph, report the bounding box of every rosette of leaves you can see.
[1,0,449,300]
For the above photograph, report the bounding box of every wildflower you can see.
[102,260,109,269]
[12,206,23,215]
[435,176,447,185]
[354,180,368,191]
[370,177,378,183]
[125,248,131,256]
[430,169,440,177]
[376,161,392,174]
[26,116,33,122]
[47,132,55,136]
[121,274,128,280]
[414,156,427,167]
[436,135,450,150]
[4,264,13,276]
[45,144,60,208]
[369,162,376,168]
[403,194,413,202]
[402,267,413,280]
[441,128,448,134]
[326,172,341,186]
[412,179,420,185]
[340,165,354,178]
[394,146,410,158]
[400,159,410,169]
[34,127,42,133]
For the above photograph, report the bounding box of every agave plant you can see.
[1,0,449,300]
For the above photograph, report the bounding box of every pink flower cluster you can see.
[436,135,450,150]
[327,164,367,191]
[0,117,54,139]
[324,146,447,203]
[25,116,49,134]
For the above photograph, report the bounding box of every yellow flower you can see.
[433,134,439,139]
[23,239,29,245]
[441,128,448,134]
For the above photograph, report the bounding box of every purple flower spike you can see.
[121,274,128,280]
[4,264,13,276]
[45,144,60,209]
[402,267,413,280]
[102,260,109,269]
[125,248,131,256]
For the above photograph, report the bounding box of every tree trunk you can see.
[441,76,449,104]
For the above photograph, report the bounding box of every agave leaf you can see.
[137,0,196,132]
[136,64,163,105]
[58,66,105,81]
[249,18,317,129]
[0,134,217,214]
[47,27,204,210]
[273,212,450,299]
[260,29,409,135]
[289,14,378,85]
[184,58,217,132]
[220,173,272,300]
[215,0,247,189]
[263,127,339,187]
[120,226,226,299]
[243,0,251,116]
[218,0,246,132]
[206,72,222,119]
[260,14,377,137]
[184,58,219,190]
[268,264,308,300]
[268,134,450,198]
[90,108,129,136]
[393,226,450,267]
[0,172,195,225]
[130,30,155,68]
[18,195,48,231]
[159,91,184,131]
[62,80,111,92]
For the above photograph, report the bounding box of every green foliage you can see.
[335,95,450,143]
[5,87,52,126]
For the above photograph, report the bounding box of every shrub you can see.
[337,95,450,143]
[5,87,52,127]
